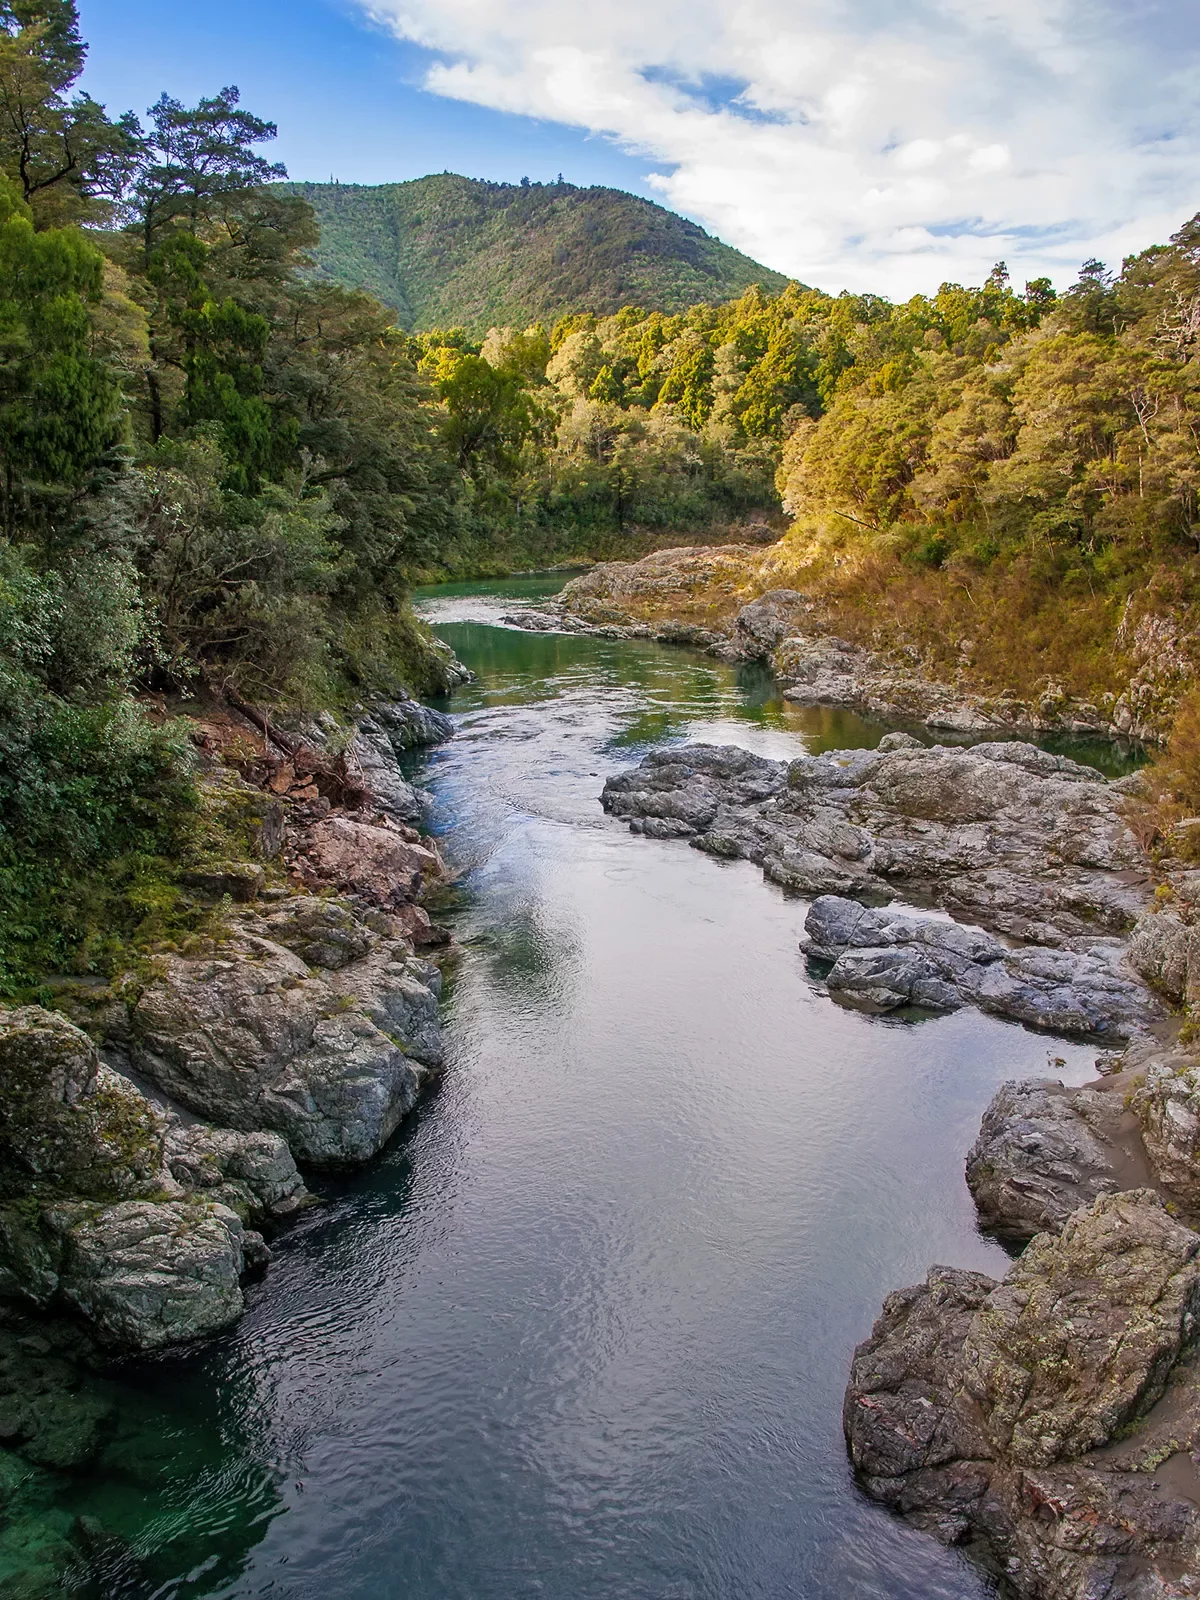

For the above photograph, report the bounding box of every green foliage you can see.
[0,173,122,531]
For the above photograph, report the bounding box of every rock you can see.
[802,896,1161,1039]
[558,545,761,629]
[253,896,373,970]
[53,1199,249,1351]
[163,1124,308,1222]
[1127,908,1199,1004]
[126,900,441,1166]
[0,1008,164,1202]
[843,1266,998,1542]
[1133,1050,1200,1212]
[722,590,814,660]
[370,697,454,750]
[846,1190,1200,1599]
[0,1198,250,1351]
[349,720,425,823]
[966,1079,1136,1240]
[298,817,443,908]
[964,1191,1200,1466]
[180,862,265,902]
[606,740,1148,942]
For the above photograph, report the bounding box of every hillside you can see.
[287,173,791,331]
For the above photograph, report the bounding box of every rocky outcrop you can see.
[603,740,1148,943]
[542,552,1151,740]
[603,737,1157,1036]
[126,900,442,1167]
[845,1190,1200,1600]
[803,896,1161,1039]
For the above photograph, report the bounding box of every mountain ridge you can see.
[287,172,792,331]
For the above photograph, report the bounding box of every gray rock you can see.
[845,1190,1200,1599]
[802,896,1161,1039]
[966,1079,1133,1240]
[0,1008,165,1202]
[127,901,441,1167]
[349,720,425,824]
[54,1199,249,1351]
[370,697,454,750]
[604,739,1159,1036]
[163,1124,308,1222]
[1133,1051,1200,1212]
[1127,908,1199,1004]
[0,1198,250,1351]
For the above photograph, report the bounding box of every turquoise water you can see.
[1,573,1116,1599]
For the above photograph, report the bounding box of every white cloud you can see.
[359,0,1200,296]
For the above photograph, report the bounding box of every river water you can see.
[5,574,1119,1599]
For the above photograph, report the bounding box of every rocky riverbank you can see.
[505,547,1173,745]
[599,720,1200,1596]
[0,688,459,1355]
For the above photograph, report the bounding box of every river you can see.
[5,573,1118,1599]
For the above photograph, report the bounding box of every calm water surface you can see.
[11,574,1115,1599]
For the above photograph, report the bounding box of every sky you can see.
[77,0,1200,299]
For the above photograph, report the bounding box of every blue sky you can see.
[77,0,1200,297]
[77,0,659,196]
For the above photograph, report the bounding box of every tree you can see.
[0,0,138,225]
[0,175,122,534]
[130,86,286,259]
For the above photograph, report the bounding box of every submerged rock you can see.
[846,1190,1200,1599]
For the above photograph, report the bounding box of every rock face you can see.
[603,739,1156,1036]
[846,1190,1200,1600]
[127,902,443,1167]
[803,896,1160,1039]
[1133,1050,1200,1213]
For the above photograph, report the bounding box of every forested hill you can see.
[288,173,791,330]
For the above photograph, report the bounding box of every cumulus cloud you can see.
[359,0,1200,296]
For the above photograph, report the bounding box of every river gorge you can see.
[3,572,1153,1599]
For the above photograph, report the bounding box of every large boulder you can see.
[296,817,443,908]
[845,1190,1200,1599]
[126,903,442,1166]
